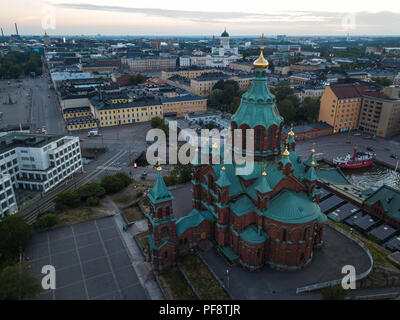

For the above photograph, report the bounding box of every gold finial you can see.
[262,162,267,176]
[156,160,162,172]
[311,142,315,154]
[221,160,226,171]
[288,123,294,137]
[311,160,315,167]
[282,141,290,157]
[253,33,269,69]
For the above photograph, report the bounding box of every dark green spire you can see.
[148,168,173,204]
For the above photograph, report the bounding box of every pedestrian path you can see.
[107,198,164,300]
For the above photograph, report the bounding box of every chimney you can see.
[15,23,19,36]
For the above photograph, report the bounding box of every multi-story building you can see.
[162,95,207,117]
[0,173,18,218]
[0,133,82,196]
[318,84,367,132]
[190,73,252,97]
[122,56,177,72]
[161,68,216,81]
[358,86,400,138]
[90,92,163,127]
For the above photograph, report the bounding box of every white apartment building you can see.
[0,133,83,216]
[0,173,17,218]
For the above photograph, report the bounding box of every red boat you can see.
[332,146,375,169]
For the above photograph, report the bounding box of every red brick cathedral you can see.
[145,42,327,271]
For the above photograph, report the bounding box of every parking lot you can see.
[26,217,148,300]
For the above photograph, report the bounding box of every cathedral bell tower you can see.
[230,34,284,161]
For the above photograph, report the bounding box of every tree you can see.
[128,73,145,85]
[302,97,320,122]
[115,172,131,187]
[77,183,106,201]
[371,77,393,86]
[86,197,100,207]
[53,190,81,210]
[0,263,42,300]
[33,214,59,230]
[277,99,296,122]
[101,175,125,194]
[0,215,33,261]
[273,82,294,102]
[151,116,164,129]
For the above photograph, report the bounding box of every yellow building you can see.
[90,95,163,128]
[63,107,92,120]
[66,119,98,131]
[319,84,365,133]
[190,74,252,97]
[161,69,216,80]
[162,95,207,117]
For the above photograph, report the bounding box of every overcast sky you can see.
[2,0,400,36]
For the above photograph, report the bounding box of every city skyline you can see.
[2,0,400,36]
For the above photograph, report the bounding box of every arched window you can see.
[255,128,263,151]
[282,229,287,242]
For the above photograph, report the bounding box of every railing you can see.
[296,224,374,294]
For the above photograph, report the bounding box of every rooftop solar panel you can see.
[369,224,397,241]
[384,236,400,251]
[327,202,361,222]
[318,195,346,213]
[354,214,380,231]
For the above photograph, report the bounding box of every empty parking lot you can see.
[26,217,148,300]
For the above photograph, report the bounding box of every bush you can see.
[86,196,100,207]
[33,214,59,230]
[77,183,106,201]
[115,172,131,187]
[321,284,348,300]
[101,175,125,194]
[54,190,81,210]
[101,172,131,194]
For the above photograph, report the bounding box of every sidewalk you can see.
[106,198,164,300]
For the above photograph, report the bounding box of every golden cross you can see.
[261,33,264,49]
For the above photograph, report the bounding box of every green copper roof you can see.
[239,224,268,244]
[176,209,215,236]
[216,168,231,187]
[304,165,318,181]
[148,171,173,204]
[264,189,325,224]
[364,185,400,222]
[255,174,272,194]
[230,195,256,216]
[231,69,283,129]
[221,29,229,37]
[317,168,350,185]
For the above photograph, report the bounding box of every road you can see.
[294,131,400,168]
[26,77,66,134]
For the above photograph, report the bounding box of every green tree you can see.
[371,77,393,86]
[86,197,100,207]
[0,263,42,300]
[77,183,106,201]
[33,214,59,231]
[302,97,321,122]
[0,215,33,261]
[101,175,125,194]
[272,82,294,102]
[129,73,145,85]
[53,190,81,210]
[115,172,131,187]
[277,99,296,122]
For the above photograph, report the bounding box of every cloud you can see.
[53,3,340,24]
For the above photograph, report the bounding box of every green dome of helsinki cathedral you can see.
[221,28,229,37]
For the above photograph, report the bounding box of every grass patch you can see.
[328,220,395,268]
[111,182,147,208]
[178,252,231,300]
[123,205,144,223]
[158,268,198,300]
[54,203,109,228]
[136,231,149,255]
